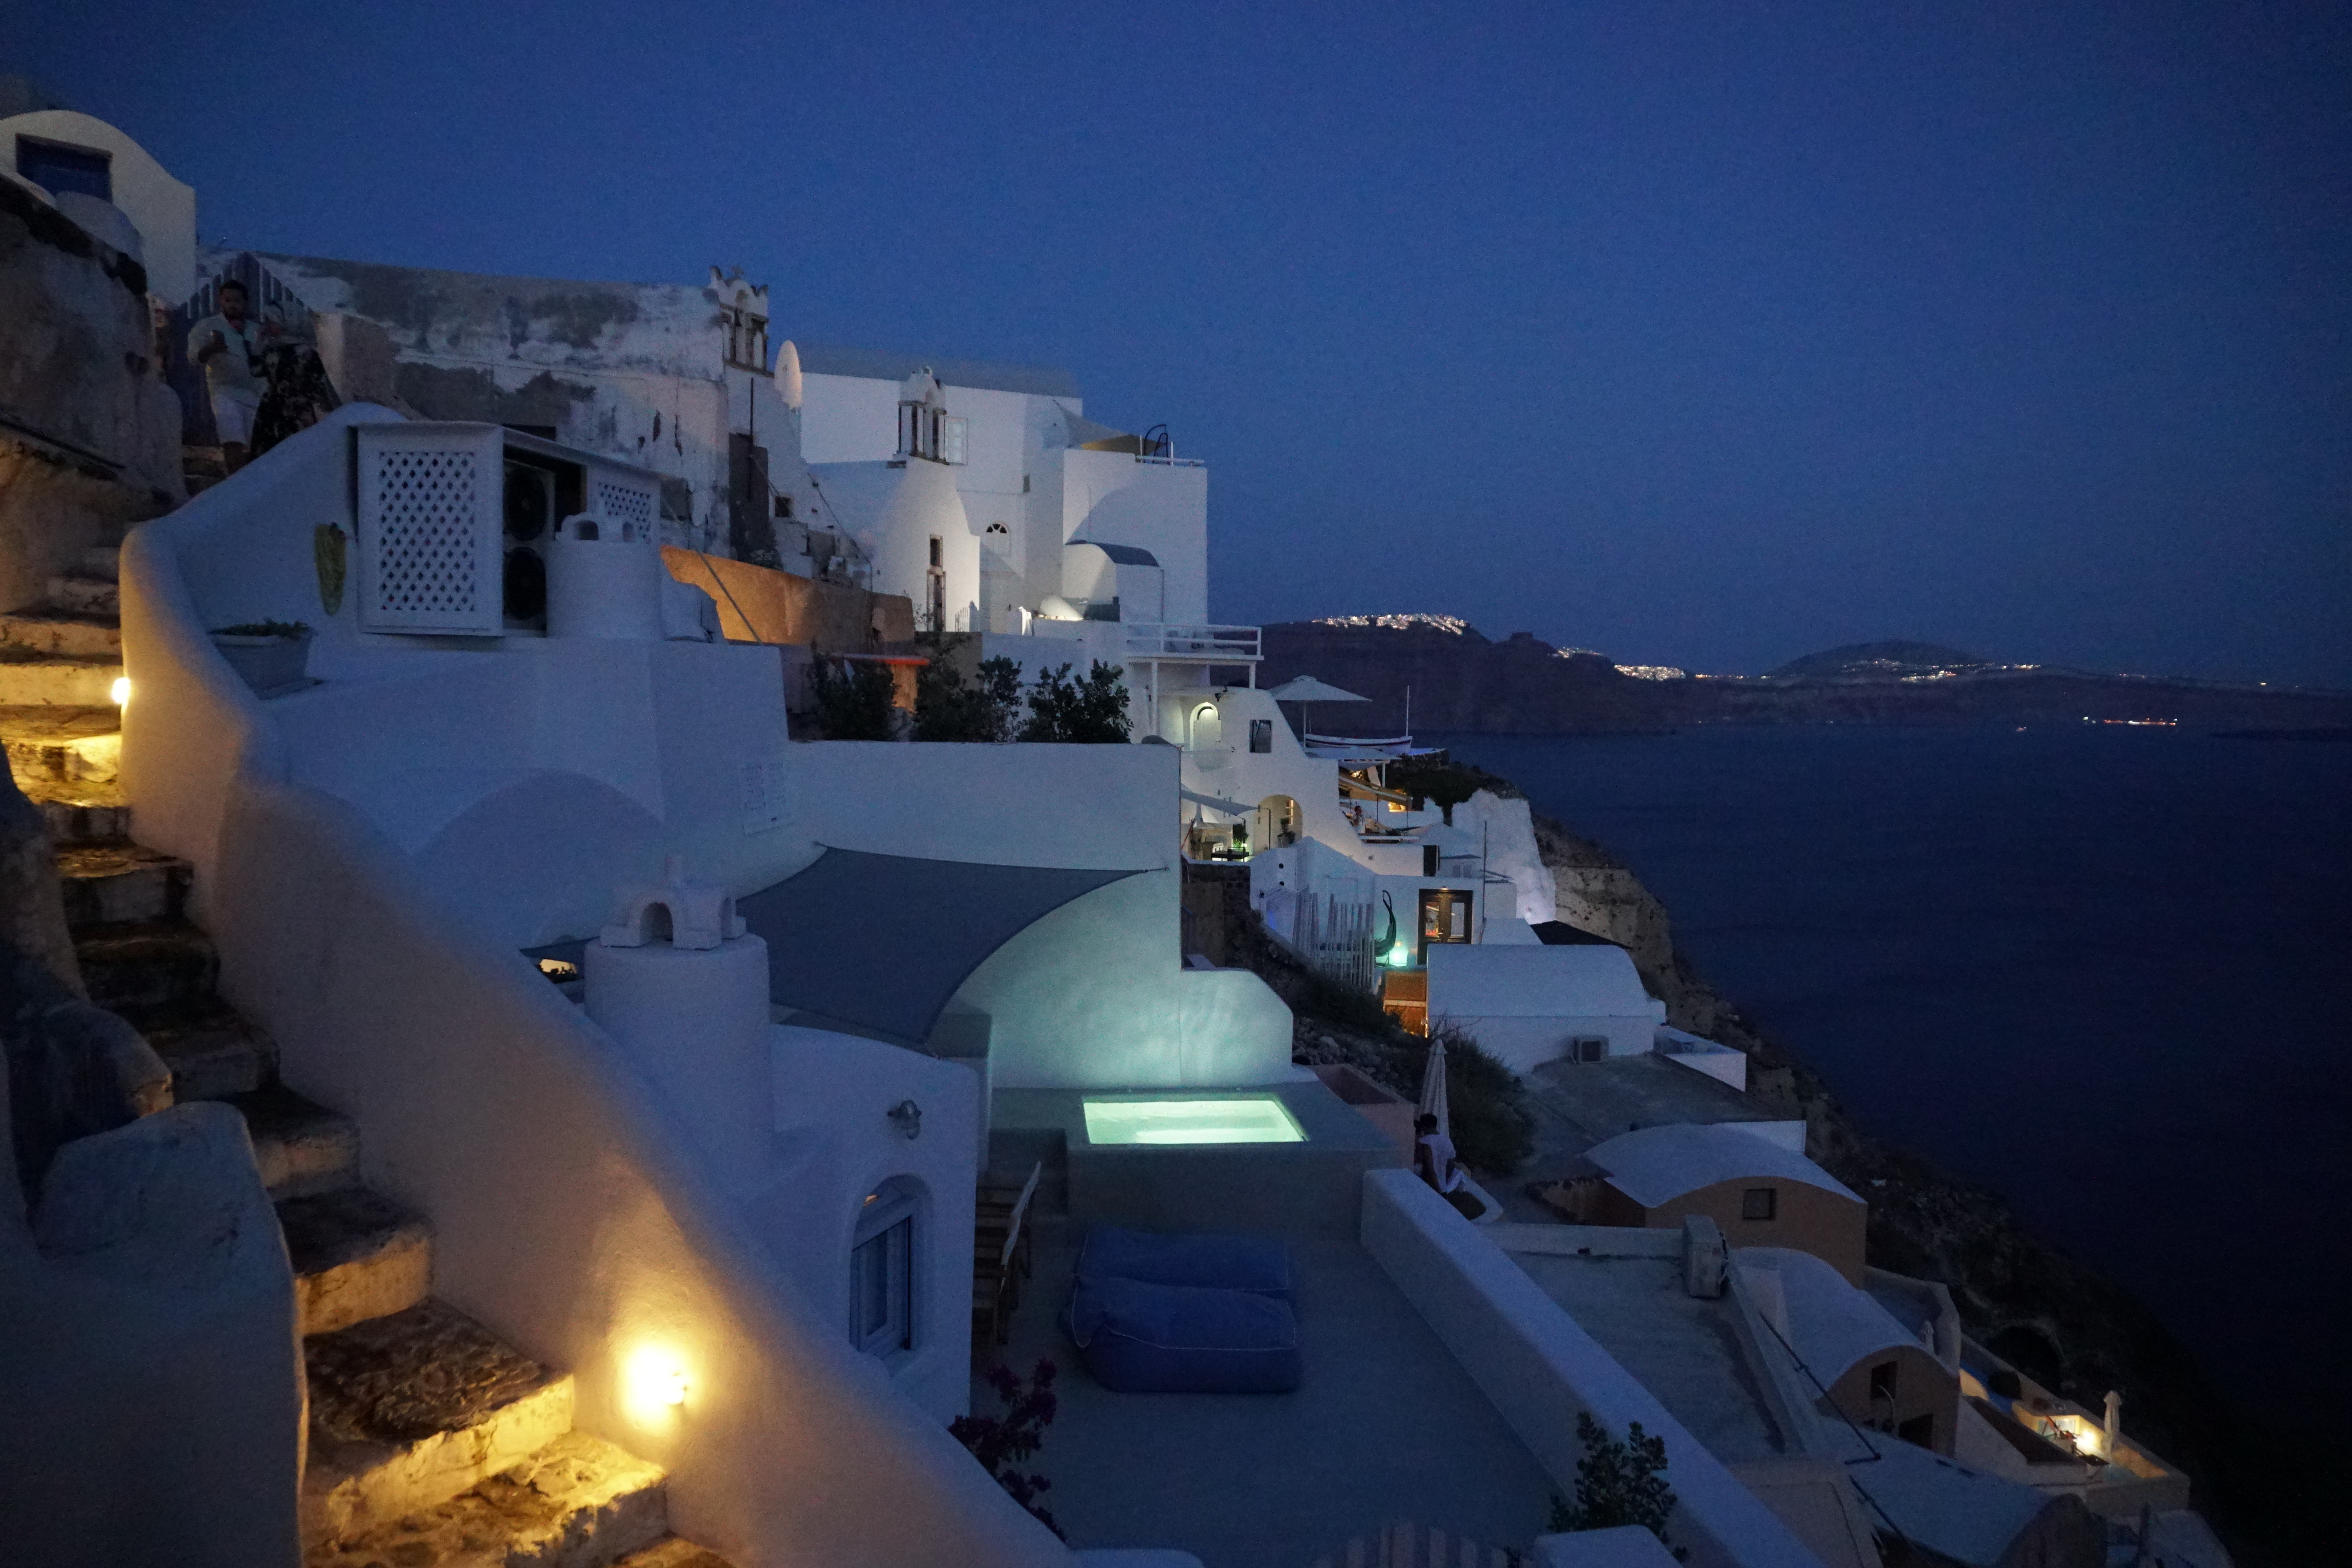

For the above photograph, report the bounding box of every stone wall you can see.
[0,176,183,611]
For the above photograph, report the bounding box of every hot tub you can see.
[1082,1096,1307,1146]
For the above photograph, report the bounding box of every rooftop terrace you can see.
[987,1214,1554,1567]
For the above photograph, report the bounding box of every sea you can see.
[1428,724,2351,1432]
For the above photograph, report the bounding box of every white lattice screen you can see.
[590,473,659,541]
[356,427,503,634]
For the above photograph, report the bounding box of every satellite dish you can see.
[774,339,803,410]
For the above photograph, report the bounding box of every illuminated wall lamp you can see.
[110,676,130,707]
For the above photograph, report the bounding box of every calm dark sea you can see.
[1431,725,2351,1429]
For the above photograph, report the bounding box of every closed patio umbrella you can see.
[1416,1034,1449,1144]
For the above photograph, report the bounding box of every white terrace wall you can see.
[0,1103,303,1568]
[789,741,1292,1090]
[1361,1171,1828,1568]
[1,108,199,305]
[210,779,1064,1568]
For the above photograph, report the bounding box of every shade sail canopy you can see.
[1264,676,1369,704]
[734,847,1147,1042]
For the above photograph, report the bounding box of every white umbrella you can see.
[1416,1034,1449,1145]
[1263,675,1369,704]
[1264,674,1368,740]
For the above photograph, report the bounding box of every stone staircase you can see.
[11,547,737,1566]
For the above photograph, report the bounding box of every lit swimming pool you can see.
[1082,1096,1307,1146]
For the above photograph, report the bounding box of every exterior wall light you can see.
[110,676,130,707]
[622,1344,692,1422]
[888,1099,922,1140]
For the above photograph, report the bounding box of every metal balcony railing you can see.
[1123,623,1262,661]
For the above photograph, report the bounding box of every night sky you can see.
[19,5,2349,683]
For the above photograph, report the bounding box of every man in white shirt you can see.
[1416,1112,1482,1219]
[186,278,277,473]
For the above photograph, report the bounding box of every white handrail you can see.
[1123,622,1262,660]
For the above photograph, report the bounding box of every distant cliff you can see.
[1258,619,2352,734]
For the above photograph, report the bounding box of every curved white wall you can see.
[1,109,198,303]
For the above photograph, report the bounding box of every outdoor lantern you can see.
[888,1099,922,1140]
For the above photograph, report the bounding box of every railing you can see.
[1134,454,1207,467]
[1124,622,1262,661]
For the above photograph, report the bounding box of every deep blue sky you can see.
[21,5,2350,682]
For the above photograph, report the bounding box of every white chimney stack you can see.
[585,858,771,1175]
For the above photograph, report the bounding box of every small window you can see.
[940,415,968,465]
[850,1185,920,1362]
[928,536,943,569]
[1248,718,1272,754]
[1423,845,1439,877]
[773,493,793,519]
[1572,1036,1607,1064]
[16,136,111,202]
[1897,1414,1935,1448]
[1869,1360,1899,1403]
[1740,1186,1777,1221]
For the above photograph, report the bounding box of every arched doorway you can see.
[1254,794,1301,851]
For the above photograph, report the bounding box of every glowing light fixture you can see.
[110,676,130,707]
[622,1344,692,1421]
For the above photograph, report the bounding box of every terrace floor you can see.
[983,1213,1554,1568]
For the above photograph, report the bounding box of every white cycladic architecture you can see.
[799,345,1208,633]
[116,406,1297,1564]
[1451,790,1559,927]
[256,258,823,561]
[1,107,199,304]
[1361,1172,1830,1568]
[1426,944,1668,1073]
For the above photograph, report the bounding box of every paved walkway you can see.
[979,1216,1555,1568]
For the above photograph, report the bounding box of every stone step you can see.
[74,920,218,1024]
[0,613,122,659]
[146,1008,276,1101]
[276,1186,432,1336]
[0,654,121,707]
[76,544,121,583]
[33,781,132,845]
[46,576,119,618]
[614,1541,737,1568]
[303,1299,576,1544]
[233,1083,359,1198]
[56,841,190,927]
[1,704,121,786]
[303,1430,669,1568]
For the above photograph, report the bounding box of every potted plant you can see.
[209,620,314,694]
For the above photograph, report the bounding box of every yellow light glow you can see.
[110,676,130,707]
[621,1344,692,1423]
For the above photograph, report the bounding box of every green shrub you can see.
[1549,1412,1686,1557]
[1385,754,1521,813]
[1019,661,1131,743]
[809,656,897,740]
[915,648,1024,742]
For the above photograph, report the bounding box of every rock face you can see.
[0,178,183,615]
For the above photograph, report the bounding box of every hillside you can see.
[1257,618,2352,734]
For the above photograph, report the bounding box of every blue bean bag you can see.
[1074,1224,1292,1299]
[1064,1273,1302,1394]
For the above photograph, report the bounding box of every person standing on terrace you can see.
[187,278,277,473]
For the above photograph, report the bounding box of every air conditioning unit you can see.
[355,425,662,636]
